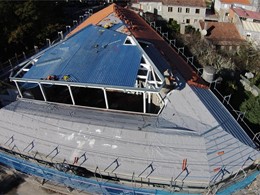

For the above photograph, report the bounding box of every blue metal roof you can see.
[142,43,171,74]
[23,25,142,87]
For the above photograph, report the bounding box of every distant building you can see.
[214,0,257,22]
[229,6,260,46]
[131,0,207,27]
[1,4,260,195]
[199,21,245,49]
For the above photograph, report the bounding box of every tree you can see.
[0,1,18,61]
[167,19,180,34]
[234,43,260,73]
[0,0,75,63]
[8,0,38,45]
[240,95,260,125]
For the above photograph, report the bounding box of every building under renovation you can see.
[0,3,259,195]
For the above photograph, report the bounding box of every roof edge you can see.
[67,3,116,37]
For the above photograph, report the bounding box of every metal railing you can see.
[141,12,260,148]
[0,9,94,81]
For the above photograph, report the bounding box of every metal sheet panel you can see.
[23,25,142,87]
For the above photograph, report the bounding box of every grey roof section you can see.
[159,74,259,181]
[0,73,259,187]
[191,86,255,148]
[0,100,210,186]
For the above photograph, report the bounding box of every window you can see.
[147,5,151,11]
[186,19,190,24]
[196,9,200,14]
[178,7,182,13]
[158,5,161,11]
[168,7,173,12]
[186,8,190,13]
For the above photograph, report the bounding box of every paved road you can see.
[0,165,90,195]
[0,166,60,195]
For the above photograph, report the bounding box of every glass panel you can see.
[107,90,143,112]
[71,86,106,108]
[17,82,44,100]
[41,84,72,104]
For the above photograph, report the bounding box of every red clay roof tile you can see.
[232,7,260,20]
[162,0,206,7]
[200,21,245,45]
[220,0,251,5]
[139,0,206,7]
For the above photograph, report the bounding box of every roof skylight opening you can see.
[125,39,132,44]
[140,57,146,64]
[124,36,136,45]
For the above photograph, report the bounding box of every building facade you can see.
[214,0,256,22]
[131,0,206,27]
[229,6,260,46]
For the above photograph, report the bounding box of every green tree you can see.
[0,0,74,62]
[8,0,39,47]
[0,1,18,61]
[167,19,180,34]
[240,95,260,125]
[234,43,260,73]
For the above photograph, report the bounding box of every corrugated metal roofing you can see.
[23,25,142,87]
[242,20,260,32]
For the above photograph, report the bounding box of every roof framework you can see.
[4,4,259,193]
[10,24,165,114]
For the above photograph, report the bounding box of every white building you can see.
[214,0,257,22]
[229,6,260,46]
[131,0,206,27]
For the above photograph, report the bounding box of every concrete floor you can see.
[0,165,90,195]
[0,167,61,195]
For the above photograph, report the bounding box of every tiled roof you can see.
[162,0,206,7]
[220,0,251,5]
[200,21,245,45]
[139,0,206,7]
[232,7,260,20]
